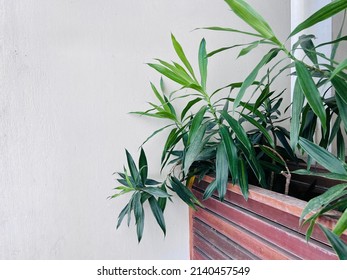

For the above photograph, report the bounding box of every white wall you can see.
[0,0,290,259]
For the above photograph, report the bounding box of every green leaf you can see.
[170,177,201,210]
[333,208,347,237]
[290,0,347,37]
[224,0,279,44]
[330,58,347,79]
[116,203,130,229]
[234,48,279,110]
[125,150,140,185]
[199,26,263,38]
[220,125,239,184]
[241,114,275,148]
[295,61,327,133]
[158,184,168,211]
[221,111,252,153]
[319,225,347,260]
[139,148,148,186]
[142,187,170,198]
[148,63,189,86]
[148,196,166,235]
[171,34,196,80]
[188,106,207,145]
[290,78,305,150]
[238,40,260,57]
[300,183,347,224]
[184,123,207,174]
[337,129,346,161]
[133,192,144,242]
[140,124,173,147]
[238,158,249,200]
[216,142,229,200]
[299,137,347,175]
[198,38,208,91]
[299,35,319,65]
[181,98,202,120]
[293,169,347,182]
[150,82,170,112]
[203,180,218,200]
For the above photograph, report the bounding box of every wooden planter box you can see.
[190,176,347,260]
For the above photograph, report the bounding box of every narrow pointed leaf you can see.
[142,187,171,198]
[238,158,249,200]
[234,48,279,110]
[184,123,207,174]
[300,183,347,224]
[330,58,347,79]
[203,180,218,200]
[333,208,347,237]
[216,142,229,200]
[125,150,140,184]
[290,0,347,37]
[319,225,347,260]
[198,38,208,91]
[224,0,279,43]
[148,196,166,235]
[139,148,148,186]
[171,34,196,79]
[220,125,239,184]
[188,106,207,145]
[295,61,327,133]
[293,169,347,182]
[181,98,202,120]
[299,137,347,175]
[290,78,305,150]
[116,203,129,229]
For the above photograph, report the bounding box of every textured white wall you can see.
[0,0,290,259]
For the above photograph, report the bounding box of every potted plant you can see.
[110,0,347,259]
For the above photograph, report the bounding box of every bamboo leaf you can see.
[142,187,171,198]
[184,123,207,174]
[224,0,279,44]
[290,78,305,150]
[133,192,144,242]
[290,0,347,37]
[148,63,189,86]
[234,48,279,110]
[319,225,347,260]
[198,38,208,91]
[203,180,218,200]
[220,125,239,184]
[188,106,207,145]
[295,61,327,133]
[238,158,249,200]
[116,203,130,229]
[171,34,196,80]
[299,35,318,66]
[181,98,202,120]
[148,196,166,235]
[330,58,347,79]
[241,114,275,148]
[216,142,229,200]
[139,148,148,186]
[199,26,263,38]
[293,169,347,182]
[170,177,201,210]
[300,183,347,224]
[333,208,347,237]
[125,150,140,185]
[299,137,347,175]
[238,40,260,57]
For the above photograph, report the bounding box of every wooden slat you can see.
[193,190,337,260]
[190,177,345,260]
[194,208,296,260]
[193,218,258,260]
